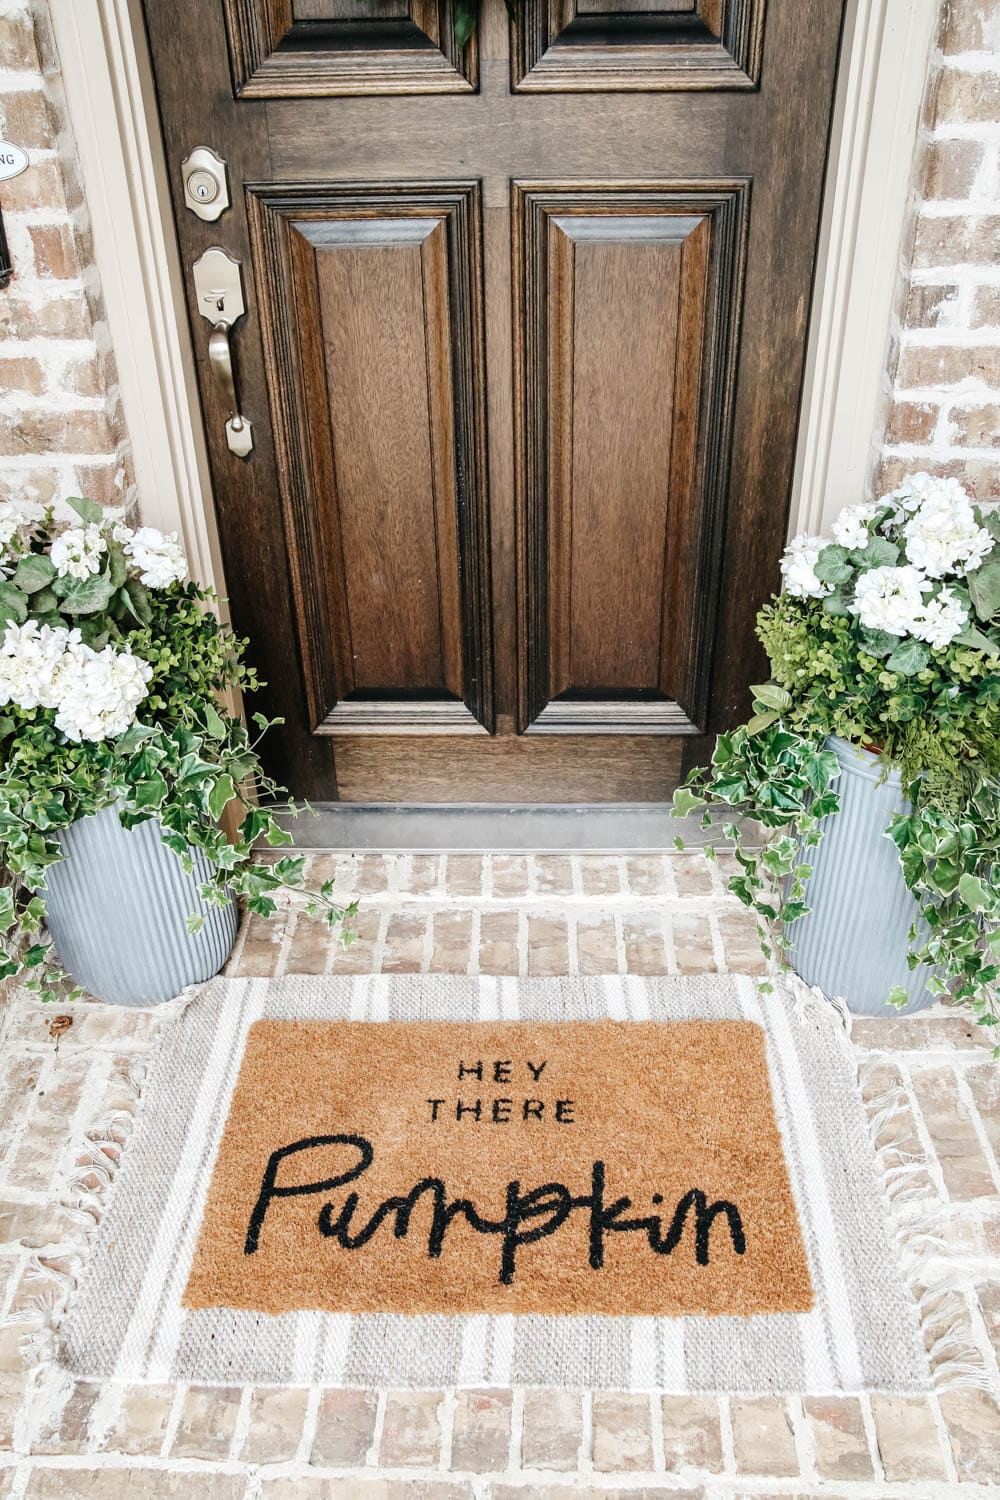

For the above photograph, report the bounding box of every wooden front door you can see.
[143,0,844,803]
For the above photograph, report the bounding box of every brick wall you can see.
[879,0,1000,501]
[0,0,131,512]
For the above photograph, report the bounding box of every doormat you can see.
[57,975,931,1392]
[185,1019,813,1319]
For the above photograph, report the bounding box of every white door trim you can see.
[50,0,938,585]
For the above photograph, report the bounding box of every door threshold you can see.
[272,803,760,852]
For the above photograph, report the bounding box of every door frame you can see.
[52,0,938,615]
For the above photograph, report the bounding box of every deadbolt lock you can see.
[181,146,230,222]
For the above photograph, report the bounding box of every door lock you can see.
[192,247,253,458]
[182,146,230,222]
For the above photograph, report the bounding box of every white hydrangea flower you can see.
[50,524,107,580]
[53,645,152,743]
[831,502,877,551]
[910,585,968,650]
[902,477,993,578]
[780,534,832,599]
[0,621,81,711]
[881,470,941,524]
[125,526,186,589]
[851,564,930,637]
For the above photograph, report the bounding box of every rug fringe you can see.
[858,1061,989,1393]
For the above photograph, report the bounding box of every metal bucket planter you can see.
[789,735,936,1016]
[42,803,237,1006]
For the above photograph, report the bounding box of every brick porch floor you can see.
[1,850,999,1497]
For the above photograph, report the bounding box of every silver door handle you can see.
[192,246,253,458]
[208,322,252,457]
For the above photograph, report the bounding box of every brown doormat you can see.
[184,1019,813,1318]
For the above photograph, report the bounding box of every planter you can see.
[788,735,936,1016]
[42,803,237,1006]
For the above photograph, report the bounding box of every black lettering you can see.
[526,1060,547,1082]
[522,1099,544,1120]
[493,1060,512,1083]
[456,1098,482,1121]
[498,1181,574,1285]
[427,1099,446,1122]
[555,1099,575,1124]
[492,1098,513,1123]
[458,1060,483,1080]
[245,1134,373,1255]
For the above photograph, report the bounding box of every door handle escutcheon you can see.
[192,246,253,459]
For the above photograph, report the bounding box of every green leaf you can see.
[968,556,1000,622]
[186,913,205,935]
[859,627,898,658]
[955,621,999,654]
[746,710,779,735]
[821,588,850,616]
[107,541,129,589]
[66,495,103,525]
[123,577,152,625]
[813,545,853,586]
[29,586,58,614]
[208,773,237,822]
[958,873,991,912]
[57,571,115,615]
[132,776,167,811]
[454,0,479,46]
[672,787,707,818]
[0,583,28,627]
[750,682,793,711]
[12,554,56,594]
[885,639,930,676]
[203,702,227,739]
[887,985,910,1010]
[863,537,900,568]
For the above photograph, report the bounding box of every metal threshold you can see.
[272,803,761,852]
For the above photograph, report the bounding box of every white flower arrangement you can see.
[779,472,996,657]
[0,500,186,743]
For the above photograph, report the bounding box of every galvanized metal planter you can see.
[789,735,936,1017]
[42,803,237,1007]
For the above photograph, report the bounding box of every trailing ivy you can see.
[673,478,1000,1047]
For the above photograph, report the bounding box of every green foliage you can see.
[673,589,1000,1044]
[0,579,357,1001]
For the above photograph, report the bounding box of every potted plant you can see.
[0,495,354,1006]
[673,472,1000,1032]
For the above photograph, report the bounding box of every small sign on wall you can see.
[0,140,28,289]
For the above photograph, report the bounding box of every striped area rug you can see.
[58,974,930,1392]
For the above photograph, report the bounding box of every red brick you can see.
[591,1392,653,1472]
[0,90,55,148]
[575,917,618,975]
[622,914,668,975]
[0,356,43,395]
[381,913,428,973]
[910,1064,996,1200]
[449,1390,511,1472]
[920,138,983,199]
[0,291,91,339]
[0,409,114,460]
[429,910,474,973]
[29,223,79,279]
[526,915,570,976]
[71,462,126,508]
[947,402,1000,447]
[935,67,1000,126]
[670,912,717,974]
[1,158,67,213]
[0,15,40,71]
[972,286,1000,328]
[489,855,529,897]
[942,4,1000,53]
[896,343,1000,389]
[876,455,999,502]
[903,282,961,328]
[871,1395,947,1481]
[887,399,939,445]
[912,213,1000,269]
[478,911,520,975]
[311,1388,378,1466]
[520,1389,581,1470]
[378,1390,442,1468]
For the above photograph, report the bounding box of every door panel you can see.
[246,183,492,735]
[223,0,477,96]
[514,183,747,734]
[512,0,765,91]
[143,0,845,802]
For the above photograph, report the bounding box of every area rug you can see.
[57,974,930,1392]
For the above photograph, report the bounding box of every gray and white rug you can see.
[57,973,930,1392]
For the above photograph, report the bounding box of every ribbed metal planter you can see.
[789,735,936,1016]
[42,803,237,1007]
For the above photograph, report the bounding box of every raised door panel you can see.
[515,182,748,734]
[512,0,765,91]
[223,0,477,95]
[246,182,492,735]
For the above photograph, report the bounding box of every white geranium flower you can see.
[910,585,968,650]
[125,526,186,589]
[903,477,993,578]
[851,564,930,637]
[50,524,107,580]
[831,502,877,551]
[112,520,135,546]
[881,470,941,524]
[780,534,832,599]
[0,621,80,711]
[53,645,152,743]
[0,500,46,572]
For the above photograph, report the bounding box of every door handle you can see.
[192,246,253,459]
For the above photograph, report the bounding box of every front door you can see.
[143,0,844,802]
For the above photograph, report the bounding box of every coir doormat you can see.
[58,975,930,1392]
